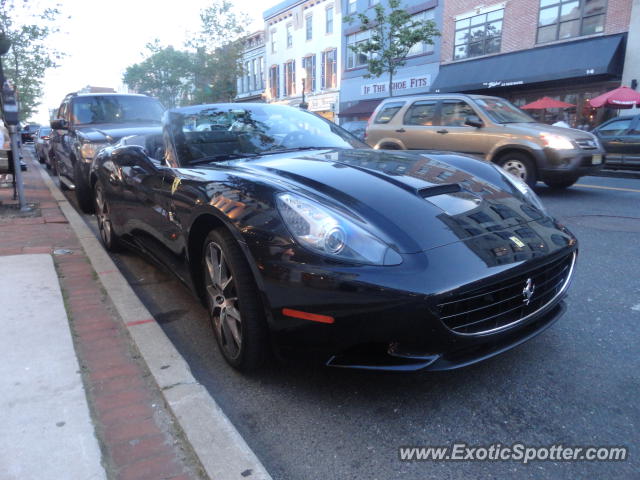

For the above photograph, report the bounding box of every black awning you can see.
[338,98,383,117]
[432,33,626,93]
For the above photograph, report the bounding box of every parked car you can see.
[91,103,577,373]
[34,126,53,168]
[366,94,605,188]
[50,92,164,212]
[21,123,41,143]
[592,114,640,170]
[341,120,368,141]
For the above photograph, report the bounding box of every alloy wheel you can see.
[204,241,242,360]
[95,184,113,247]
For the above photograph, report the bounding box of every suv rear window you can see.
[374,102,405,124]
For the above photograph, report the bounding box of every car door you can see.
[430,99,493,157]
[594,117,634,167]
[398,100,440,149]
[51,101,69,173]
[620,116,640,168]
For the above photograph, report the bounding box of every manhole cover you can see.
[563,215,640,233]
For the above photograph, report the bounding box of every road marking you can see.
[574,183,640,193]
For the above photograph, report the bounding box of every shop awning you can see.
[338,99,384,117]
[431,33,626,93]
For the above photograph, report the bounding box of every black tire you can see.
[37,150,45,164]
[202,229,270,372]
[94,180,122,252]
[496,152,537,188]
[74,160,95,213]
[380,143,401,150]
[544,177,578,189]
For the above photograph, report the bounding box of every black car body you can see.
[593,114,640,170]
[91,104,577,372]
[50,92,164,212]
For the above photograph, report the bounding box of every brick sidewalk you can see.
[0,152,204,480]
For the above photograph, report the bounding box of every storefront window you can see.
[537,0,607,44]
[454,8,503,60]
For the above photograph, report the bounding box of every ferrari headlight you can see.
[493,165,548,215]
[276,192,402,266]
[80,142,107,162]
[540,132,574,150]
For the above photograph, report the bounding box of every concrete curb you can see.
[35,159,273,480]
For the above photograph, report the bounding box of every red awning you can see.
[588,86,640,108]
[338,99,383,117]
[521,97,574,109]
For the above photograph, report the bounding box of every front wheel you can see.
[202,229,270,372]
[496,152,537,188]
[94,181,121,252]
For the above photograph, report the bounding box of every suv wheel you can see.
[73,160,95,213]
[497,152,537,188]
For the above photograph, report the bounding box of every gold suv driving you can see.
[365,94,604,188]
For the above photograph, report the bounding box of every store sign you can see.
[309,92,338,112]
[361,75,431,96]
[482,80,525,88]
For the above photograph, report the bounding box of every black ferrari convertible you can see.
[90,104,577,372]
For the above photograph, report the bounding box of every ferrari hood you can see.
[237,149,549,254]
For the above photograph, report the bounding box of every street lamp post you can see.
[299,67,309,110]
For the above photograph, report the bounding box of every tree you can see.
[123,42,194,108]
[344,0,439,97]
[190,0,249,103]
[0,0,65,121]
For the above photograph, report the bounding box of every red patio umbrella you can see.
[588,86,640,109]
[521,97,575,109]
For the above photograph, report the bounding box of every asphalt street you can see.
[45,150,640,479]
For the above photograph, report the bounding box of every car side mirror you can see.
[50,118,68,130]
[116,145,161,170]
[465,115,484,128]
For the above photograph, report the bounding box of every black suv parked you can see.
[50,92,164,212]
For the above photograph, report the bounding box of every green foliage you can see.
[0,0,65,122]
[344,0,439,96]
[190,0,249,103]
[123,42,194,108]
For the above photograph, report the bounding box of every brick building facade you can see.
[432,0,634,128]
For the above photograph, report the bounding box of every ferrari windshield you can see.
[165,104,367,165]
[475,98,536,124]
[72,96,164,125]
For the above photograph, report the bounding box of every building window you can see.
[269,65,279,98]
[321,49,337,88]
[368,0,379,5]
[286,24,293,48]
[346,30,371,68]
[348,0,356,14]
[245,61,251,92]
[306,15,313,40]
[537,0,607,44]
[284,60,296,96]
[259,57,265,89]
[454,8,503,60]
[251,59,257,91]
[407,9,436,57]
[326,6,334,33]
[270,29,276,53]
[302,55,316,92]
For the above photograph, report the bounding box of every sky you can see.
[30,0,263,124]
